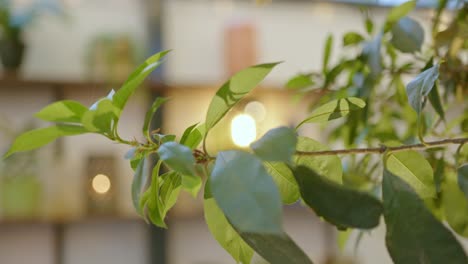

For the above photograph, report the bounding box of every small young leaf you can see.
[180,123,205,149]
[296,97,365,128]
[386,0,417,25]
[383,169,468,264]
[251,127,297,162]
[292,166,383,229]
[159,171,182,214]
[458,164,468,200]
[139,161,164,227]
[180,123,199,146]
[157,142,196,176]
[211,150,283,234]
[182,174,202,198]
[4,125,88,158]
[237,231,313,264]
[113,50,171,114]
[286,74,314,90]
[205,62,280,132]
[132,158,148,215]
[264,162,300,204]
[323,35,333,73]
[443,171,468,237]
[406,64,439,115]
[385,151,435,198]
[204,195,254,264]
[143,97,169,141]
[81,98,118,134]
[343,32,365,46]
[294,137,342,184]
[35,100,88,123]
[391,17,424,53]
[365,17,374,35]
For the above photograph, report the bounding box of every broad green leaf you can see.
[386,0,417,25]
[293,166,382,229]
[180,123,198,145]
[180,123,205,149]
[131,158,148,215]
[286,74,314,90]
[81,98,118,134]
[159,171,182,214]
[385,151,435,198]
[143,97,169,140]
[383,169,468,264]
[182,174,202,197]
[264,162,299,204]
[157,142,196,176]
[4,125,88,158]
[139,161,164,227]
[323,35,333,73]
[153,134,176,144]
[391,17,424,53]
[297,97,365,127]
[204,196,254,264]
[211,150,282,234]
[205,62,279,132]
[251,127,297,162]
[294,137,342,184]
[237,231,313,264]
[35,100,88,123]
[343,32,365,46]
[428,82,445,121]
[458,164,468,200]
[406,64,439,115]
[444,171,468,237]
[113,50,170,114]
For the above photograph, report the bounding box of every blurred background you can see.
[0,0,465,264]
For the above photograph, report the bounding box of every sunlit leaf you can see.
[294,137,342,184]
[264,162,300,204]
[385,151,435,198]
[35,100,88,123]
[4,125,88,158]
[293,166,382,229]
[210,150,282,234]
[182,174,202,197]
[443,171,468,237]
[251,127,297,162]
[286,74,314,90]
[180,123,205,150]
[296,97,365,128]
[343,32,365,46]
[81,98,118,134]
[386,0,417,25]
[205,63,280,132]
[391,17,424,53]
[157,142,196,176]
[383,169,468,264]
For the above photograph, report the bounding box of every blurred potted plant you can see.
[0,0,62,77]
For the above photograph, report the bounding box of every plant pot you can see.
[0,37,25,76]
[0,175,42,219]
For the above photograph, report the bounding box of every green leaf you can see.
[428,82,445,121]
[139,161,164,226]
[131,158,148,215]
[204,196,254,264]
[81,98,118,134]
[210,150,283,234]
[264,162,300,204]
[237,232,313,264]
[458,164,468,200]
[385,151,435,198]
[293,166,382,229]
[296,97,365,128]
[157,142,196,176]
[205,63,280,132]
[391,17,424,53]
[180,123,205,150]
[182,174,202,198]
[363,34,382,77]
[143,97,169,141]
[180,123,199,145]
[383,169,468,264]
[406,64,439,115]
[4,125,88,158]
[35,100,88,123]
[251,127,297,162]
[294,137,342,184]
[159,171,182,214]
[343,32,365,46]
[444,171,468,237]
[365,18,374,35]
[386,0,417,25]
[286,74,314,90]
[323,35,333,73]
[113,50,171,114]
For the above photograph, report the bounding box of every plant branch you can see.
[295,137,468,156]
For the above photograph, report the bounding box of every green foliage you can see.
[5,1,468,263]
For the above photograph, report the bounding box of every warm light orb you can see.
[231,114,256,147]
[92,174,111,194]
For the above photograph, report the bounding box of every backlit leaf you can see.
[132,158,148,215]
[286,74,314,90]
[343,32,365,46]
[35,100,88,123]
[386,0,417,25]
[264,162,299,204]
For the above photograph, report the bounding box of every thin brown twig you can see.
[295,137,468,157]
